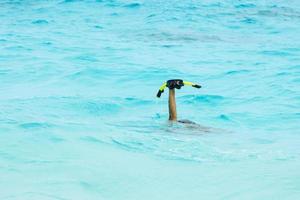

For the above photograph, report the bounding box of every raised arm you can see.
[168,88,177,121]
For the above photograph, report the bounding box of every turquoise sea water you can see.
[1,0,300,199]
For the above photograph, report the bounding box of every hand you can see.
[167,79,184,90]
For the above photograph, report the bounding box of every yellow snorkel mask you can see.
[156,79,201,97]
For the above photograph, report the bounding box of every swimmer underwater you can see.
[157,79,201,124]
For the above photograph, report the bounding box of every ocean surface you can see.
[1,0,300,199]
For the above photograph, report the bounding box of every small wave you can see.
[0,151,16,161]
[276,72,291,76]
[130,67,185,82]
[60,0,82,3]
[110,12,120,16]
[32,19,49,25]
[41,41,52,46]
[3,96,122,119]
[251,138,274,144]
[260,50,292,57]
[66,67,111,80]
[161,44,182,48]
[4,43,33,50]
[111,139,142,152]
[217,114,231,121]
[80,136,106,144]
[25,159,65,164]
[202,2,223,8]
[257,10,277,17]
[94,25,103,29]
[50,136,66,143]
[235,3,256,9]
[146,14,156,18]
[1,192,68,200]
[257,6,300,19]
[225,69,250,75]
[19,122,54,129]
[181,94,225,105]
[241,17,257,24]
[282,47,300,52]
[292,78,300,83]
[69,100,121,116]
[73,54,99,62]
[147,32,198,42]
[2,0,23,5]
[123,2,141,9]
[123,97,153,106]
[0,69,11,75]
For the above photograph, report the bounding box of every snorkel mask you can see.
[156,79,201,97]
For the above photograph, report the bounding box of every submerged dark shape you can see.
[178,119,196,124]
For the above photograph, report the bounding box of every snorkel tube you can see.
[156,79,201,97]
